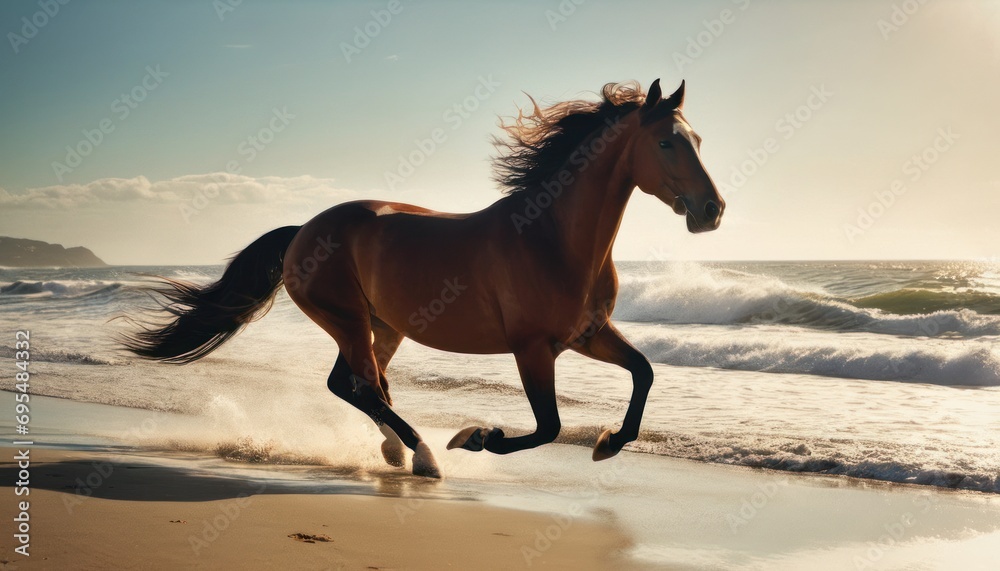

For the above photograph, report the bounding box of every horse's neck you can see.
[551,124,635,277]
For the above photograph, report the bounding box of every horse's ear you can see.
[665,80,685,110]
[642,79,662,110]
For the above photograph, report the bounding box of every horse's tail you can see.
[121,225,301,364]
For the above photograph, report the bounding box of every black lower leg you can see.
[483,426,558,454]
[326,360,421,451]
[608,359,653,451]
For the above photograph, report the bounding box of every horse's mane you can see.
[492,81,647,195]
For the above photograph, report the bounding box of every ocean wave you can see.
[622,430,1000,494]
[853,288,1000,315]
[614,266,1000,337]
[627,327,1000,386]
[398,373,590,407]
[0,279,124,299]
[0,346,121,365]
[163,268,220,284]
[37,349,121,365]
[490,425,999,494]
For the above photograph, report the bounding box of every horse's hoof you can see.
[379,424,406,468]
[447,426,489,451]
[592,429,619,461]
[412,442,441,479]
[381,439,406,468]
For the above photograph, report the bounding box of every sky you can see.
[1,0,998,265]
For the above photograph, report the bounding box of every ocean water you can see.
[2,260,999,493]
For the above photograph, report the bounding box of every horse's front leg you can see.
[447,342,560,454]
[571,321,653,460]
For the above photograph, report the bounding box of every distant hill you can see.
[0,237,108,267]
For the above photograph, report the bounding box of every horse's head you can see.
[630,79,724,233]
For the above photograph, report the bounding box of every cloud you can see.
[0,174,356,209]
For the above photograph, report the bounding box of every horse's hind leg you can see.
[371,318,406,467]
[322,315,440,478]
[327,353,440,477]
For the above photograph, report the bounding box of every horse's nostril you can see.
[705,201,720,219]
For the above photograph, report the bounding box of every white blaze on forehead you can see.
[672,118,699,148]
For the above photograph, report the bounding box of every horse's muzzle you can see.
[685,199,723,233]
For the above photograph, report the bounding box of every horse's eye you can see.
[659,140,673,149]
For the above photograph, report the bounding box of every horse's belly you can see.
[376,295,511,354]
[405,328,510,355]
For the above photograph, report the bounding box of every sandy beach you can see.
[4,394,1000,570]
[1,448,632,570]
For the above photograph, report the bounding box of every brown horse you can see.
[123,79,724,478]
